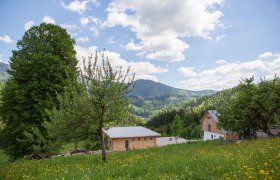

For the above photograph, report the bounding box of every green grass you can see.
[60,141,86,154]
[0,138,279,179]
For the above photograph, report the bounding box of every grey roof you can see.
[208,110,220,123]
[207,110,228,133]
[103,126,161,138]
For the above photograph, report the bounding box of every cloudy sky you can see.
[0,0,280,90]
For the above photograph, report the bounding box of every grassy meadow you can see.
[0,138,279,179]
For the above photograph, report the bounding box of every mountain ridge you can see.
[127,79,217,119]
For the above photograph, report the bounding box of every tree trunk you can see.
[99,128,107,162]
[74,141,78,149]
[265,129,275,137]
[261,123,275,137]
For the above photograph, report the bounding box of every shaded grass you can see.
[0,138,279,179]
[60,141,86,154]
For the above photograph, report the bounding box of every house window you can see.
[150,137,153,140]
[138,138,141,141]
[144,138,147,141]
[132,139,134,142]
[208,124,211,131]
[211,135,213,139]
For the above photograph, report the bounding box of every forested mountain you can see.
[127,79,216,119]
[0,62,9,82]
[146,87,238,138]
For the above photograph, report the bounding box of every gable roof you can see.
[200,110,220,123]
[201,110,228,133]
[103,126,161,138]
[208,110,220,123]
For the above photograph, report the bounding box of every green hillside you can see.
[1,138,279,179]
[146,87,237,138]
[127,79,216,119]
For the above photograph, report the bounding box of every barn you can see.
[103,126,161,151]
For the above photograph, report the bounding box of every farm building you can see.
[103,126,161,151]
[201,110,239,140]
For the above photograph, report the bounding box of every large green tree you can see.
[219,76,280,137]
[81,51,134,161]
[0,23,78,160]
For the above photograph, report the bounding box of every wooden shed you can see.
[103,126,161,151]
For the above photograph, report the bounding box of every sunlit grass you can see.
[0,138,279,179]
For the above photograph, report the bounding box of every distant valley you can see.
[127,79,216,119]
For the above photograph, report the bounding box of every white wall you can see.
[203,131,224,140]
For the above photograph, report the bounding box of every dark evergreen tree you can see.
[0,23,78,160]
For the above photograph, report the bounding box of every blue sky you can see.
[0,0,280,90]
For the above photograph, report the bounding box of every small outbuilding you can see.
[201,110,239,140]
[103,126,161,151]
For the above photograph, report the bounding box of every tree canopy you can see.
[0,23,78,160]
[219,76,280,137]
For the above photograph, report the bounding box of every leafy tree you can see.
[218,77,257,136]
[81,51,134,161]
[219,76,280,137]
[0,23,78,160]
[172,114,183,143]
[45,86,96,149]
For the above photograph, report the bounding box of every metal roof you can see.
[207,110,228,133]
[103,126,161,138]
[208,110,220,123]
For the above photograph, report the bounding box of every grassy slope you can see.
[0,138,279,179]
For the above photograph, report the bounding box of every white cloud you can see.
[77,37,90,43]
[80,16,101,26]
[178,52,280,90]
[61,24,78,30]
[90,26,99,36]
[216,34,226,42]
[103,0,224,62]
[0,54,3,62]
[91,0,100,6]
[74,45,168,81]
[0,35,13,44]
[178,67,198,78]
[42,16,55,24]
[215,59,227,65]
[61,0,89,14]
[80,17,89,25]
[91,17,101,25]
[24,20,34,31]
[258,52,273,59]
